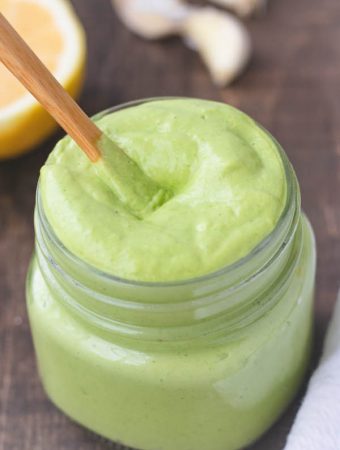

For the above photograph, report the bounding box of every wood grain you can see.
[0,0,339,449]
[0,13,101,162]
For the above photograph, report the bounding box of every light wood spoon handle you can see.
[0,13,101,162]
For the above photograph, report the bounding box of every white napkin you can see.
[284,289,340,450]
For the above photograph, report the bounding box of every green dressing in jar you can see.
[27,98,316,450]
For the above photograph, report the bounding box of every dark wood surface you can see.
[0,0,339,449]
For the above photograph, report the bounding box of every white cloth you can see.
[284,289,340,450]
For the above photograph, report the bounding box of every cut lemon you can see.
[0,0,86,159]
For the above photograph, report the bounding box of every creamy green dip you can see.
[40,99,286,282]
[27,99,316,450]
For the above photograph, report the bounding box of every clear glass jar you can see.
[26,100,316,450]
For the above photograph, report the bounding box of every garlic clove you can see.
[112,0,190,39]
[209,0,268,18]
[112,1,252,87]
[183,8,251,86]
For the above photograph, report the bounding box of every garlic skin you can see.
[183,8,251,86]
[113,0,190,39]
[209,0,267,18]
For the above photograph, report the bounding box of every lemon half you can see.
[0,0,86,159]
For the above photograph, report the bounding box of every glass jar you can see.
[26,100,316,450]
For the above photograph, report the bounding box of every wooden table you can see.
[0,0,339,449]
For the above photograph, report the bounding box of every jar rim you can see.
[37,96,300,291]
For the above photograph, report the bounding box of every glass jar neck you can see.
[35,177,301,346]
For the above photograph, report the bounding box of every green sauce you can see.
[40,99,286,282]
[27,99,316,450]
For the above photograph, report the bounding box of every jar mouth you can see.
[36,96,300,291]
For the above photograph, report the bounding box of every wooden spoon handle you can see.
[0,13,101,162]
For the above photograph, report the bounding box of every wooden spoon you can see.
[0,13,167,215]
[0,12,101,162]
